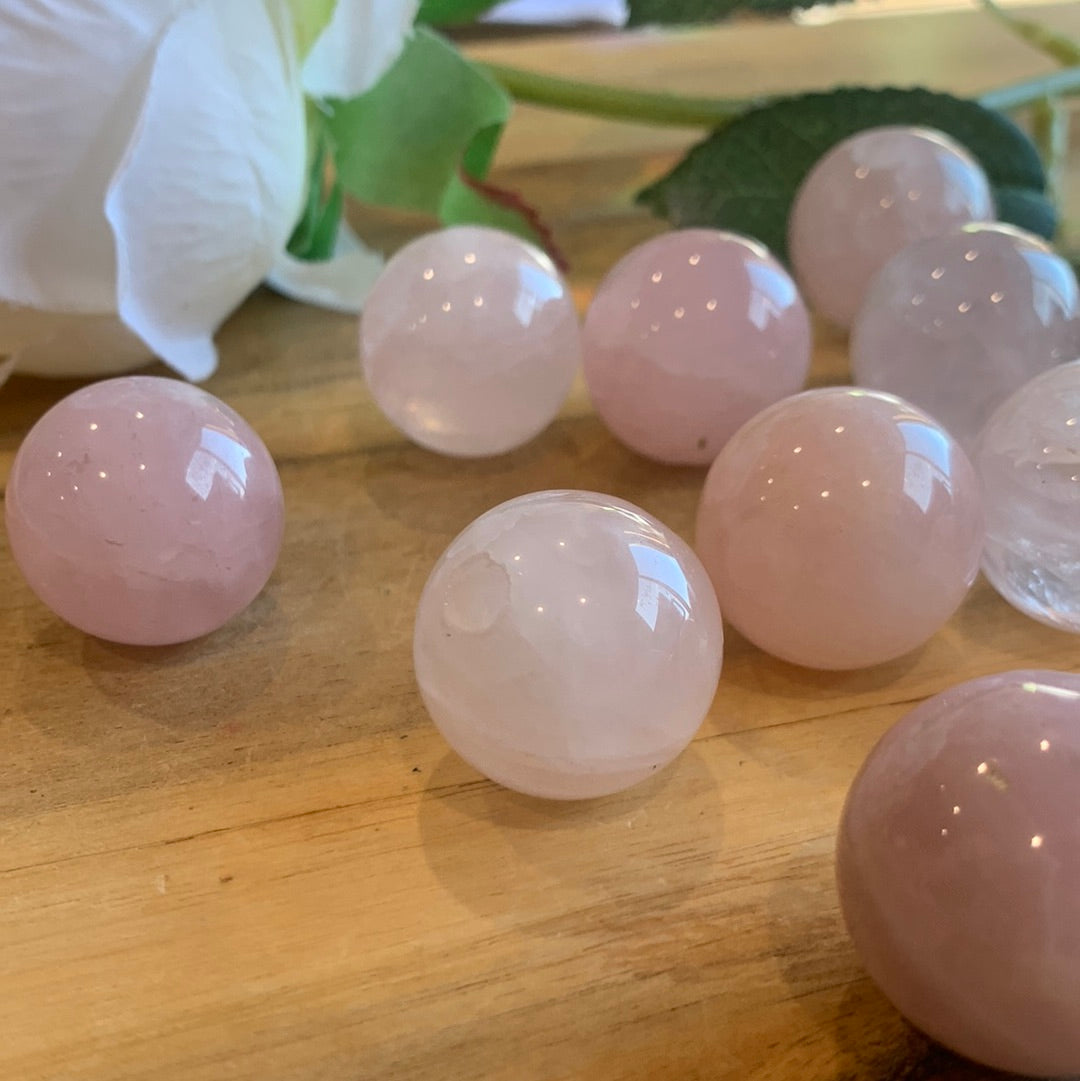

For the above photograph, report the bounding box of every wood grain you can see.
[467,3,1080,170]
[2,12,1079,1081]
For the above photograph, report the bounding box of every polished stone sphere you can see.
[413,490,723,799]
[838,670,1080,1077]
[976,359,1080,632]
[360,226,581,457]
[789,126,995,329]
[695,387,984,669]
[5,376,284,645]
[852,222,1080,449]
[583,229,811,465]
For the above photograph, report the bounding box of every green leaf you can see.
[287,126,331,259]
[287,116,348,262]
[637,87,1055,262]
[416,0,502,24]
[323,27,545,245]
[994,186,1058,241]
[305,179,345,261]
[626,0,836,25]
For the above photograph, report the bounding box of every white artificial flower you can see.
[0,0,417,381]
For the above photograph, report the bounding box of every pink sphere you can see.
[5,376,284,645]
[694,387,984,669]
[413,491,723,799]
[789,126,995,329]
[360,226,580,457]
[837,670,1080,1077]
[852,223,1080,449]
[583,229,812,465]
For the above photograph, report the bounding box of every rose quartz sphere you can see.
[413,490,723,799]
[5,376,284,645]
[695,388,984,669]
[359,226,580,457]
[837,669,1080,1077]
[583,229,812,465]
[789,126,995,329]
[976,360,1080,632]
[852,223,1080,449]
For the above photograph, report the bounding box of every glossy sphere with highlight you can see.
[413,491,724,799]
[695,388,984,669]
[838,670,1080,1077]
[977,360,1080,632]
[5,376,284,645]
[583,229,812,465]
[360,226,581,457]
[789,126,995,329]
[852,223,1080,449]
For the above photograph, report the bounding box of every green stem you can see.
[981,0,1080,66]
[483,58,1080,131]
[1031,95,1069,210]
[979,65,1080,110]
[478,61,757,128]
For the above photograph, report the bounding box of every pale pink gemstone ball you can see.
[5,376,284,645]
[413,491,723,799]
[789,126,995,329]
[360,226,580,457]
[852,223,1080,449]
[695,388,984,670]
[583,229,812,465]
[838,670,1080,1077]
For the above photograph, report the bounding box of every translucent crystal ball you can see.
[5,376,285,645]
[838,670,1080,1077]
[583,229,812,465]
[789,126,995,329]
[695,387,984,670]
[413,491,723,799]
[852,223,1080,449]
[359,226,581,457]
[976,360,1080,631]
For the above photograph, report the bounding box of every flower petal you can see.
[0,1,183,311]
[302,0,419,100]
[104,0,307,381]
[266,222,383,313]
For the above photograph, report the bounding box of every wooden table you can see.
[4,9,1080,1080]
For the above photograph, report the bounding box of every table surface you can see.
[4,9,1080,1081]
